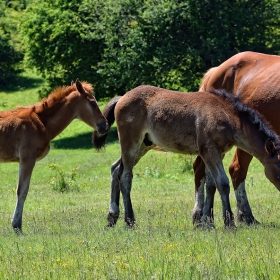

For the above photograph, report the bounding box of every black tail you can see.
[93,96,122,150]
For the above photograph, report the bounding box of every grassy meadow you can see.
[1,73,280,279]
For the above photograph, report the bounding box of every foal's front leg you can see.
[202,150,235,228]
[12,159,36,233]
[107,158,122,227]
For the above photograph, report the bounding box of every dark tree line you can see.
[2,0,280,98]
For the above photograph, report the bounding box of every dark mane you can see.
[208,88,280,152]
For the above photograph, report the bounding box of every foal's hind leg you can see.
[107,158,122,227]
[120,141,154,227]
[12,159,36,233]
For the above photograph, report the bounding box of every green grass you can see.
[1,72,280,279]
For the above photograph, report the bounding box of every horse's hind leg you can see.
[12,159,36,233]
[120,140,154,227]
[229,149,258,224]
[192,156,205,225]
[107,158,122,227]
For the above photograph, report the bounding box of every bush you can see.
[0,2,24,86]
[20,0,280,98]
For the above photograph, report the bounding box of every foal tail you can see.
[92,96,122,150]
[199,67,217,91]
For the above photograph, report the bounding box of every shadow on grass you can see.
[51,127,119,149]
[0,75,45,93]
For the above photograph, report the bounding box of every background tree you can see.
[0,1,24,86]
[20,0,280,98]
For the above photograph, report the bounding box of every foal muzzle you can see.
[96,120,109,135]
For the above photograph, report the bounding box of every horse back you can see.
[115,86,237,155]
[200,51,280,132]
[0,108,49,162]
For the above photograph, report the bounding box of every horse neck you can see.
[37,94,78,139]
[236,120,269,164]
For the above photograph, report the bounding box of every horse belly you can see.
[0,123,50,162]
[0,136,19,162]
[149,129,198,154]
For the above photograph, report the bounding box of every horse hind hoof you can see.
[194,221,215,230]
[237,213,260,225]
[125,218,136,229]
[13,227,23,235]
[106,212,119,227]
[192,211,203,226]
[224,220,237,229]
[104,222,116,229]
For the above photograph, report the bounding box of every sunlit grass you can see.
[0,73,280,279]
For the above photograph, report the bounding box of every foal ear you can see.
[75,78,86,95]
[265,139,277,157]
[71,80,74,86]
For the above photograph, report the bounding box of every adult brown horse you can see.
[2,79,108,233]
[93,85,280,228]
[192,51,280,226]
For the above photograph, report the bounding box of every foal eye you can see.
[89,101,97,107]
[87,95,98,107]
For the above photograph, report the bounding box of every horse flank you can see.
[208,88,280,151]
[94,87,280,153]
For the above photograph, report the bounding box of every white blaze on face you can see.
[92,95,98,106]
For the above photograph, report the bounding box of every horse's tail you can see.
[199,67,217,91]
[93,96,122,150]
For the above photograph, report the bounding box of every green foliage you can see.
[0,2,24,86]
[48,163,79,193]
[21,0,105,96]
[20,0,280,98]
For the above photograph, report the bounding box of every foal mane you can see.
[35,82,93,113]
[208,88,280,152]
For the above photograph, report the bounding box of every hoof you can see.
[125,218,136,229]
[192,211,203,226]
[194,222,215,230]
[225,221,237,229]
[224,217,236,228]
[107,212,119,227]
[237,212,260,225]
[104,223,115,229]
[13,227,23,235]
[194,216,215,230]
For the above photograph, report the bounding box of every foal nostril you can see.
[97,120,109,135]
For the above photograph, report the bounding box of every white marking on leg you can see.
[109,202,119,215]
[193,178,205,212]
